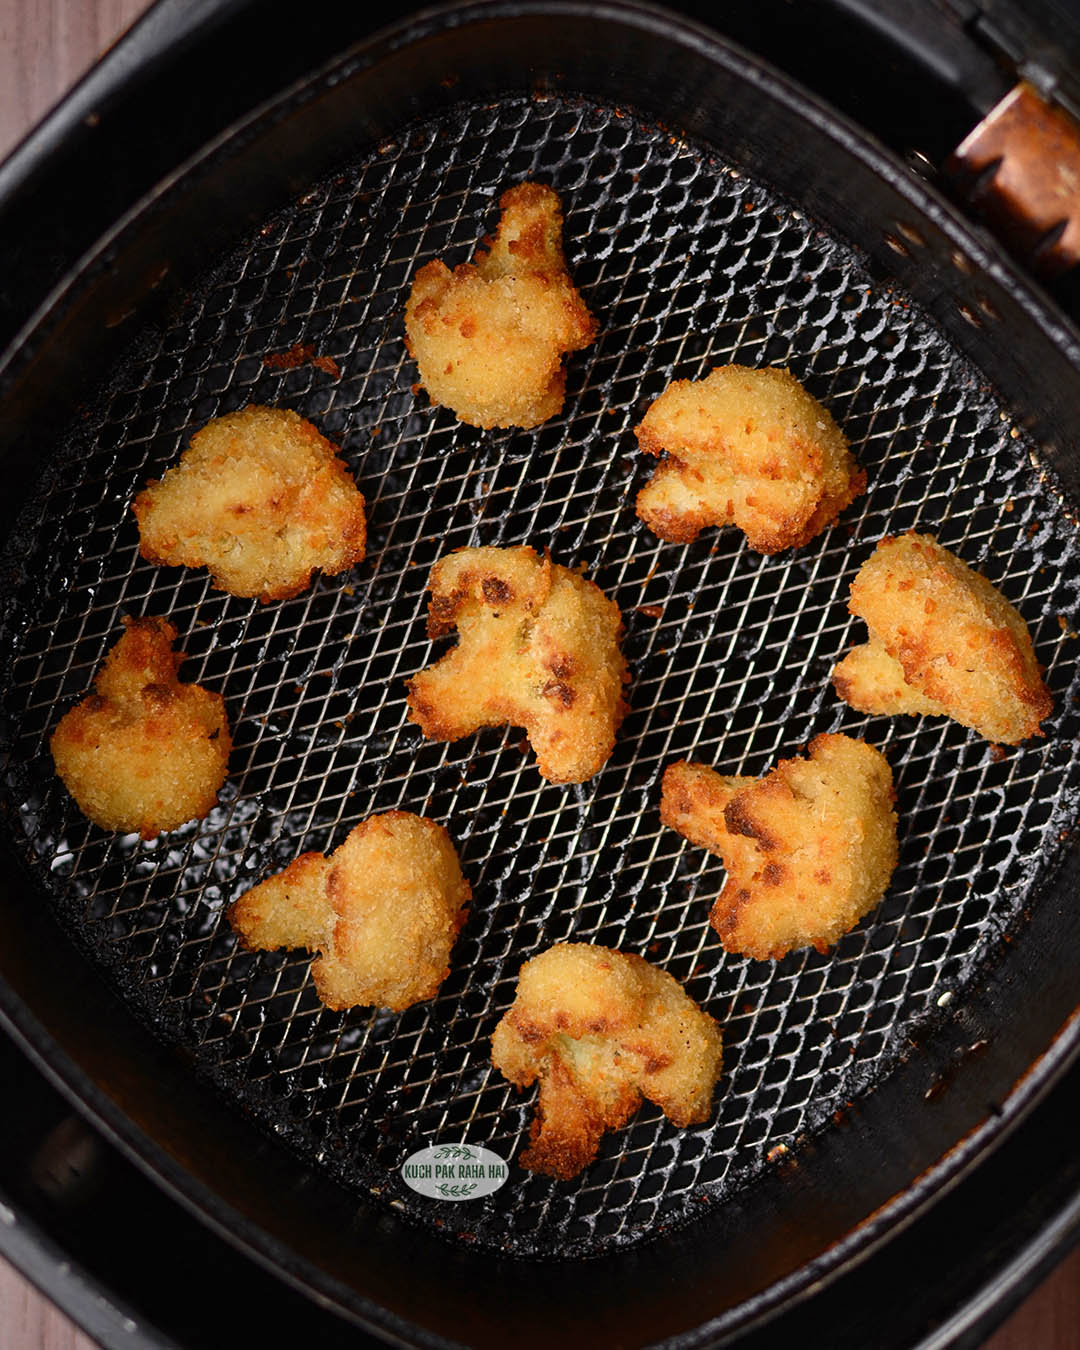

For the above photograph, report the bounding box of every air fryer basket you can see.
[1,2,1078,1344]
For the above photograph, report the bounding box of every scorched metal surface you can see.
[2,87,1076,1256]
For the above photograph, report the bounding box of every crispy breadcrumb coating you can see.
[661,734,898,960]
[228,812,470,1012]
[405,545,629,783]
[133,404,366,602]
[49,616,231,839]
[491,943,723,1179]
[404,182,597,429]
[832,532,1052,744]
[634,365,865,552]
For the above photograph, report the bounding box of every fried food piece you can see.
[832,532,1052,744]
[661,733,897,960]
[228,812,471,1012]
[133,405,366,602]
[634,365,865,551]
[405,545,629,783]
[49,616,231,839]
[491,943,723,1179]
[404,182,597,429]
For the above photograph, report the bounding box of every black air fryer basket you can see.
[1,1,1079,1346]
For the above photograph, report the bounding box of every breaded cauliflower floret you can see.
[832,532,1052,745]
[50,616,231,839]
[228,811,471,1012]
[404,182,597,429]
[405,545,629,783]
[634,365,865,552]
[491,943,723,1179]
[133,405,366,602]
[661,733,898,960]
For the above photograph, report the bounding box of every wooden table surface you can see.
[0,1,1077,1346]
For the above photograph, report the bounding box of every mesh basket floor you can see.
[2,93,1079,1258]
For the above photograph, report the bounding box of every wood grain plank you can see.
[0,1254,98,1350]
[984,1244,1080,1350]
[0,0,149,161]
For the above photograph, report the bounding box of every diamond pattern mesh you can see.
[2,94,1079,1257]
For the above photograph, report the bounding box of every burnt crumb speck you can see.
[263,342,341,378]
[541,680,575,707]
[482,577,513,604]
[428,590,465,637]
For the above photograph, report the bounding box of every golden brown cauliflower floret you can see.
[133,405,366,602]
[49,616,231,839]
[634,365,865,552]
[228,811,471,1012]
[404,182,597,429]
[661,733,898,960]
[491,943,723,1180]
[832,532,1052,745]
[405,545,629,784]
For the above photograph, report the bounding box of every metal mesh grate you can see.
[2,93,1080,1258]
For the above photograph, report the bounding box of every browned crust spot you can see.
[724,796,779,850]
[482,576,513,605]
[541,680,575,707]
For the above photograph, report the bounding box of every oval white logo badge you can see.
[401,1143,509,1200]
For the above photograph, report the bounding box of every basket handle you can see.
[779,0,1080,277]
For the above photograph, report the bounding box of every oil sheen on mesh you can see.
[1,94,1078,1257]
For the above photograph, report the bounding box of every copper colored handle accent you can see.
[946,80,1080,278]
